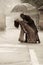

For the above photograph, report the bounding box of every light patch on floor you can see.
[29,49,39,65]
[0,46,31,65]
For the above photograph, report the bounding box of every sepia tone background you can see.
[0,0,43,65]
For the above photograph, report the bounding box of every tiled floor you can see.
[0,29,43,65]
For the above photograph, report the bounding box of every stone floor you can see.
[0,29,43,65]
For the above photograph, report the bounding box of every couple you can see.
[14,13,40,43]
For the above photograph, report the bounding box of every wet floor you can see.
[0,29,43,65]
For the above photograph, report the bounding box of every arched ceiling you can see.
[21,0,43,8]
[0,0,21,14]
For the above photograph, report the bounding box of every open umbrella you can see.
[11,4,28,12]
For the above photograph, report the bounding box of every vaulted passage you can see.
[0,0,43,65]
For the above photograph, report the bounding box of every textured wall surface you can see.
[0,14,6,30]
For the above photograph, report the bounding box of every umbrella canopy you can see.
[11,4,28,12]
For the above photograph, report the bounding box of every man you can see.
[20,13,40,43]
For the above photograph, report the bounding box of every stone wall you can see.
[39,11,43,30]
[0,14,6,30]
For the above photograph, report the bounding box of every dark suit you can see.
[20,14,38,33]
[20,14,40,43]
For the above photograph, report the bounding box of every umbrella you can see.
[11,4,28,12]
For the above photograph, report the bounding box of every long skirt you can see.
[19,28,24,42]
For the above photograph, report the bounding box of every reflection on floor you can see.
[0,29,43,65]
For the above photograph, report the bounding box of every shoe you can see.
[18,39,24,42]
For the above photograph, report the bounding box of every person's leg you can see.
[25,33,30,43]
[19,28,24,42]
[25,33,27,42]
